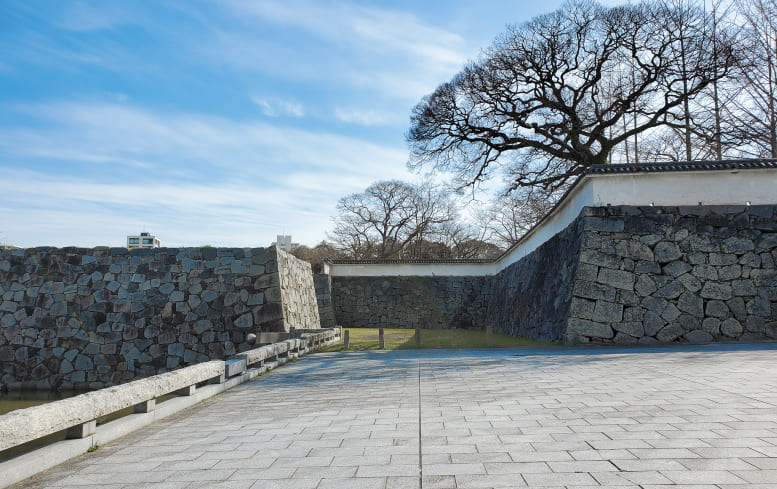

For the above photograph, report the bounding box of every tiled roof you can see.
[586,158,777,174]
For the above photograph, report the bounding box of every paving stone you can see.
[8,345,777,489]
[661,470,747,484]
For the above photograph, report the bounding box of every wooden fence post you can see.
[379,328,385,349]
[344,330,350,349]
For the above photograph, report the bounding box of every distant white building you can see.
[127,232,161,249]
[271,234,299,251]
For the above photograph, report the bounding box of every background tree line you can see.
[294,0,776,266]
[292,181,549,268]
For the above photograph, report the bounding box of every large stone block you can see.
[566,318,614,339]
[586,216,625,232]
[684,329,713,344]
[701,283,733,300]
[677,292,703,318]
[613,321,644,338]
[592,301,623,323]
[720,318,743,337]
[705,300,729,319]
[656,323,684,342]
[597,268,634,291]
[722,237,755,253]
[654,242,682,263]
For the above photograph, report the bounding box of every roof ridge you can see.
[586,158,777,174]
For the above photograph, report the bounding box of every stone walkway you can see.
[9,343,777,488]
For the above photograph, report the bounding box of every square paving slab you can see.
[8,343,777,488]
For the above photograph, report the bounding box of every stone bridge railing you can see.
[0,328,340,489]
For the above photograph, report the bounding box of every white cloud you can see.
[251,97,305,118]
[207,0,468,101]
[53,2,136,31]
[334,107,396,126]
[218,0,465,65]
[0,101,416,248]
[4,101,407,175]
[0,168,412,248]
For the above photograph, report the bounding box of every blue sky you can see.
[1,0,578,248]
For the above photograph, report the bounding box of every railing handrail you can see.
[0,328,341,453]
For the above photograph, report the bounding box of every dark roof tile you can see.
[586,158,777,174]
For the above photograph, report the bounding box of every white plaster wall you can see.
[326,262,496,277]
[495,179,594,272]
[591,169,777,206]
[327,168,777,278]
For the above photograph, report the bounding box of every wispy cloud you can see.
[0,0,531,249]
[251,97,305,118]
[4,101,407,176]
[0,101,414,247]
[206,0,468,101]
[217,0,465,66]
[53,2,138,31]
[0,174,291,247]
[334,107,396,127]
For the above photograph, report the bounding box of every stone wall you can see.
[564,205,777,344]
[313,274,337,328]
[486,218,583,342]
[0,246,320,390]
[328,205,777,345]
[278,249,320,330]
[331,276,490,329]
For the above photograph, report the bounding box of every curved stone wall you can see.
[486,217,583,341]
[329,205,777,345]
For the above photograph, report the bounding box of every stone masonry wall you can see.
[313,274,337,328]
[331,276,490,329]
[278,249,320,330]
[328,205,776,345]
[564,205,777,344]
[485,218,584,342]
[0,246,320,390]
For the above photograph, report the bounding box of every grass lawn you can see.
[319,328,561,352]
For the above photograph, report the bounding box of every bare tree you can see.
[477,190,554,248]
[328,181,456,259]
[407,0,737,193]
[703,0,738,159]
[289,241,344,273]
[434,220,502,259]
[659,0,706,161]
[732,0,777,157]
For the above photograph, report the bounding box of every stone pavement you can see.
[8,343,777,489]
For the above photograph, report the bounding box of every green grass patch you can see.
[321,328,561,352]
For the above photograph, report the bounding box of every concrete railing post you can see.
[343,330,350,349]
[66,420,96,439]
[133,399,155,414]
[379,328,384,349]
[176,385,196,396]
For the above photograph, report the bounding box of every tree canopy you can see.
[407,0,737,193]
[327,180,501,260]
